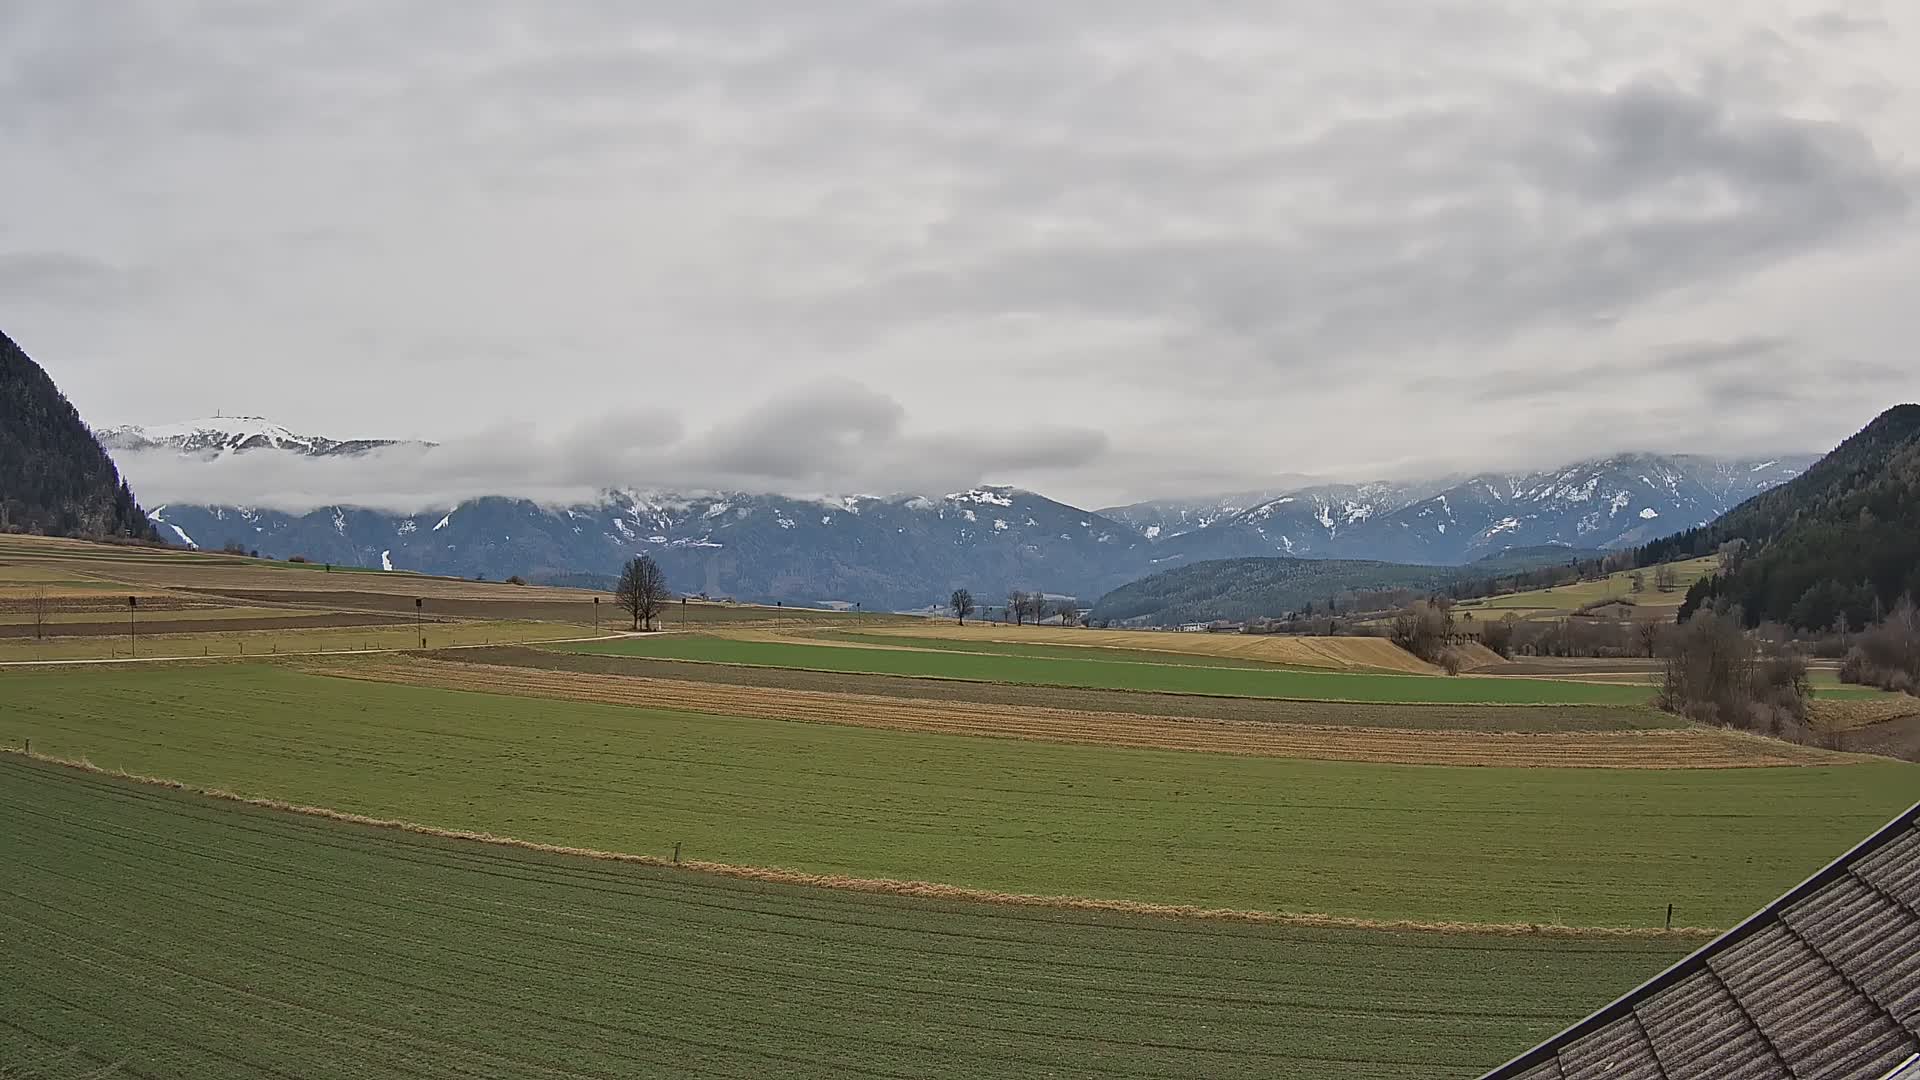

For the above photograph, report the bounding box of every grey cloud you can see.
[0,252,140,307]
[116,380,1112,513]
[7,2,1920,507]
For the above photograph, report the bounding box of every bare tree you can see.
[1028,593,1051,625]
[1635,619,1662,659]
[1008,590,1028,626]
[1629,570,1646,594]
[950,589,976,626]
[615,555,672,631]
[1389,600,1453,664]
[1653,563,1678,593]
[29,587,50,639]
[1053,599,1081,627]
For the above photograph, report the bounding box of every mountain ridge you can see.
[113,414,1815,610]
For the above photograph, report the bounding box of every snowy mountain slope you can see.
[112,415,1816,609]
[98,416,420,456]
[145,486,1151,611]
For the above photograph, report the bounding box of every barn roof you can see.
[1480,800,1920,1080]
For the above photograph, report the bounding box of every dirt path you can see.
[310,656,1855,769]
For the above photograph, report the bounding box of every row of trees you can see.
[614,555,672,630]
[948,589,1082,627]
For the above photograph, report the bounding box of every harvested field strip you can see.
[1812,696,1920,732]
[556,635,1656,705]
[325,657,1842,769]
[852,624,1444,673]
[0,611,410,639]
[0,756,1689,1079]
[7,664,1914,927]
[464,646,1681,732]
[0,619,583,662]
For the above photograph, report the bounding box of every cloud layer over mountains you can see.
[7,2,1919,505]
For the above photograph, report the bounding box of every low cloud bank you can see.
[119,380,1110,514]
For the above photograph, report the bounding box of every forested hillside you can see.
[1663,405,1920,629]
[0,330,153,540]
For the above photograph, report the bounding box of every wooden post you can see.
[1665,904,1673,930]
[673,842,681,865]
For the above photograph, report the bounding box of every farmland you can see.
[5,536,1917,1079]
[555,634,1658,704]
[0,755,1691,1080]
[1453,555,1721,622]
[5,663,1910,928]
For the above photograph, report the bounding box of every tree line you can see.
[949,588,1082,627]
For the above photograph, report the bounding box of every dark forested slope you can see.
[0,330,153,539]
[1662,405,1920,628]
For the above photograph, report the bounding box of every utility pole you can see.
[128,595,138,657]
[415,597,424,648]
[594,596,600,632]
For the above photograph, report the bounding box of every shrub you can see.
[1657,610,1811,738]
[506,575,527,586]
[287,554,309,564]
[1837,598,1920,697]
[1480,616,1517,658]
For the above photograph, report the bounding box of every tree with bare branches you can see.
[29,587,50,639]
[1008,590,1028,626]
[615,555,671,631]
[950,589,976,626]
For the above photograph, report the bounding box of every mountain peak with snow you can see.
[99,416,422,457]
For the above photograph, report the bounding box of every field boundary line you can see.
[0,748,1720,941]
[0,631,639,668]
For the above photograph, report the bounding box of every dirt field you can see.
[309,656,1842,768]
[0,611,409,639]
[849,622,1451,673]
[459,646,1677,731]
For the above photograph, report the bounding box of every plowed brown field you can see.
[313,657,1849,768]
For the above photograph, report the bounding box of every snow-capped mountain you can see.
[113,415,1817,610]
[145,486,1151,611]
[1146,454,1816,566]
[98,416,419,457]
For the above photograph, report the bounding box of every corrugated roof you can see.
[1482,801,1920,1080]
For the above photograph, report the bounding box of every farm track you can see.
[317,657,1851,769]
[459,646,1682,732]
[0,754,1693,1079]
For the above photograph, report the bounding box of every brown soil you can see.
[1829,711,1920,762]
[466,646,1678,733]
[311,656,1847,768]
[0,611,411,639]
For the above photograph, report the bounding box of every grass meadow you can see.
[0,756,1693,1080]
[555,635,1659,705]
[4,663,1911,928]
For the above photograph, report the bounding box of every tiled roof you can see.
[1482,801,1920,1080]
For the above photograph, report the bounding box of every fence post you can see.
[673,842,681,865]
[1665,904,1673,930]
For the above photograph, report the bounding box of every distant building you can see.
[1178,623,1209,633]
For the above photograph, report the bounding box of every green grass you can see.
[0,756,1687,1080]
[5,663,1911,928]
[817,631,1313,669]
[554,634,1657,705]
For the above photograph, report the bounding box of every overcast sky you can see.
[4,1,1918,509]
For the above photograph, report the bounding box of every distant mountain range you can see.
[112,415,1815,612]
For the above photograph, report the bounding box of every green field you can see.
[0,756,1690,1080]
[6,663,1912,928]
[556,635,1657,705]
[819,630,1314,669]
